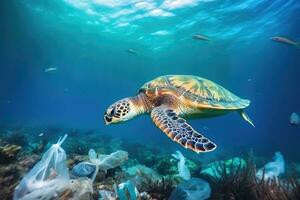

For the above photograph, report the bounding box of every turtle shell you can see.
[140,75,250,109]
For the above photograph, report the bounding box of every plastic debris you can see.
[290,112,300,125]
[98,150,129,171]
[172,151,190,180]
[169,178,211,200]
[13,135,69,200]
[256,152,285,181]
[115,180,138,200]
[72,162,97,179]
[71,149,128,181]
[99,190,116,200]
[201,157,246,178]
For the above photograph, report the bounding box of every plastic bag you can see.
[256,152,285,181]
[14,135,69,200]
[172,151,190,180]
[71,149,128,181]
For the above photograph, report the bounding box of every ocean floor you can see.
[1,126,300,200]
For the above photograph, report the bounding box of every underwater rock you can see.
[19,154,40,168]
[0,144,22,164]
[67,178,93,200]
[290,112,300,125]
[172,151,191,180]
[0,164,24,200]
[169,178,211,200]
[125,164,161,180]
[201,157,246,178]
[256,152,285,181]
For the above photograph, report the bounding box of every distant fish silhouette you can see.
[127,49,137,54]
[271,36,300,48]
[44,67,57,73]
[192,34,210,41]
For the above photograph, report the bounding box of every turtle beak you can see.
[104,113,113,125]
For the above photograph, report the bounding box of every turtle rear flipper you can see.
[151,106,217,153]
[238,109,255,127]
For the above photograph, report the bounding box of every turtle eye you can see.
[110,107,116,116]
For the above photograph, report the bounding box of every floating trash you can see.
[72,162,97,179]
[13,135,69,200]
[71,149,128,181]
[115,180,138,200]
[256,152,285,181]
[172,150,190,180]
[290,112,299,125]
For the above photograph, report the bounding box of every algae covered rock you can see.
[201,157,246,178]
[169,178,211,200]
[0,144,22,164]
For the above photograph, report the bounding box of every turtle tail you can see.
[238,109,255,127]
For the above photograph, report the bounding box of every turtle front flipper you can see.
[150,106,217,153]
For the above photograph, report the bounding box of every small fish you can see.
[38,133,44,137]
[192,34,210,41]
[44,67,57,73]
[127,49,137,54]
[271,36,300,48]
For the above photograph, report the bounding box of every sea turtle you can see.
[104,75,254,153]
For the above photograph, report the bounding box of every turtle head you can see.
[104,97,141,125]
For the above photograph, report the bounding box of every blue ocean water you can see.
[0,0,300,162]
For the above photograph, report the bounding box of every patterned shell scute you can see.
[141,75,250,109]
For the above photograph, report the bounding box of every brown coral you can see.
[0,144,22,164]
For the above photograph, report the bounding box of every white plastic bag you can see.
[14,135,69,200]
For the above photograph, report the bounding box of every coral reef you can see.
[0,127,300,200]
[0,144,22,164]
[139,177,177,199]
[169,178,211,200]
[203,156,300,200]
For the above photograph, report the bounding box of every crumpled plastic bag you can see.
[14,135,69,200]
[256,152,285,181]
[72,149,128,181]
[172,151,190,180]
